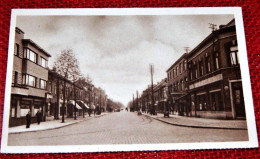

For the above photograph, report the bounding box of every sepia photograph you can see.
[1,8,258,153]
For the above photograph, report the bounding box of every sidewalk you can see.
[8,113,109,134]
[142,112,248,130]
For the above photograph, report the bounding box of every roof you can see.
[15,27,24,34]
[166,53,187,72]
[22,39,52,57]
[188,19,236,59]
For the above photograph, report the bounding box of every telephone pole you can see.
[150,64,155,115]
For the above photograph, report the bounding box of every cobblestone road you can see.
[8,111,248,146]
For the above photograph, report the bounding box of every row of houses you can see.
[10,27,107,127]
[134,19,246,120]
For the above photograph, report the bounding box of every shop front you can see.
[9,95,46,127]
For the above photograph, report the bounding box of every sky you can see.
[16,14,234,106]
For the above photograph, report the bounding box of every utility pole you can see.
[132,94,134,112]
[99,89,102,115]
[150,64,155,115]
[136,90,139,111]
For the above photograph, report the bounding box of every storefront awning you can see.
[68,100,82,109]
[77,100,90,109]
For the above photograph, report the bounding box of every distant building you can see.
[187,19,245,119]
[153,78,168,113]
[10,27,51,127]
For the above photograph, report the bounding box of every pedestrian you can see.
[36,110,42,125]
[88,109,91,117]
[26,111,31,128]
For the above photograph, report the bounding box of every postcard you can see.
[1,7,258,153]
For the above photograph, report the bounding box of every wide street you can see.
[8,111,248,146]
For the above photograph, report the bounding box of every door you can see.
[232,82,245,117]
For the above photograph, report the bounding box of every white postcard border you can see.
[1,7,258,153]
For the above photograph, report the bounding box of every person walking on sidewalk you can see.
[26,111,31,128]
[36,110,42,125]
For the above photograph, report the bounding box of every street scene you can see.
[8,110,248,146]
[6,13,250,147]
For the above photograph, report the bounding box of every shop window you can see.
[197,93,207,111]
[210,91,223,111]
[11,99,17,118]
[20,100,31,117]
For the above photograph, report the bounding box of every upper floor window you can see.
[184,60,187,70]
[206,56,211,73]
[215,52,220,69]
[176,66,179,76]
[230,46,239,66]
[40,57,48,68]
[180,63,182,74]
[23,74,37,87]
[199,60,204,76]
[40,79,47,89]
[24,48,37,63]
[14,43,19,56]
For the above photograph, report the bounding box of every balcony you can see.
[11,84,29,96]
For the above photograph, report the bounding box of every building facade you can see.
[153,78,168,113]
[187,19,245,119]
[166,53,190,116]
[10,27,51,127]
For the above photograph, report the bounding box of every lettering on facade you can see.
[189,74,223,90]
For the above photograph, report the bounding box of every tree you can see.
[53,49,81,122]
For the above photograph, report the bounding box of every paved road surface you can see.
[8,111,248,146]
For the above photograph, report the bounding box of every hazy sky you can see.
[16,14,234,106]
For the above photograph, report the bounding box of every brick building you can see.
[187,19,245,119]
[166,53,189,116]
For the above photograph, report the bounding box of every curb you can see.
[9,113,108,134]
[143,114,248,130]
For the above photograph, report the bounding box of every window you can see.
[199,60,204,76]
[40,79,47,89]
[180,63,182,74]
[48,81,52,93]
[206,56,211,73]
[54,84,57,94]
[176,66,179,76]
[14,71,18,85]
[14,43,19,56]
[23,74,37,87]
[184,60,187,70]
[230,46,239,66]
[40,57,48,68]
[215,52,219,69]
[24,48,37,63]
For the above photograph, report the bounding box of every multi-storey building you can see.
[10,27,51,127]
[187,19,245,119]
[166,53,189,116]
[153,78,168,113]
